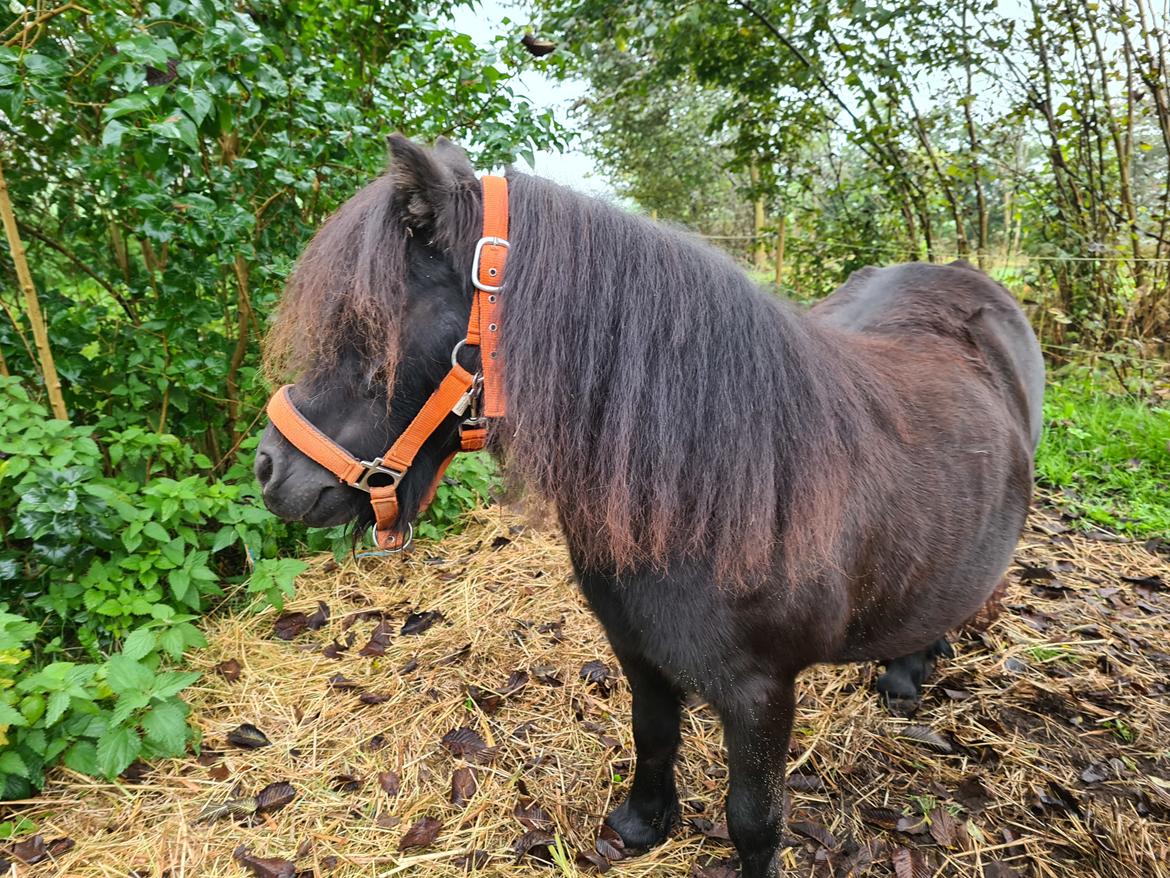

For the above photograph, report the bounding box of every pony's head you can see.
[255,136,484,537]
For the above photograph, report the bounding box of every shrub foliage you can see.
[0,0,540,796]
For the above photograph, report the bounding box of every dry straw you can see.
[5,504,1168,877]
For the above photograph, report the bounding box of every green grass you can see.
[1036,374,1170,538]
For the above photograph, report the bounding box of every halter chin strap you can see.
[264,175,509,550]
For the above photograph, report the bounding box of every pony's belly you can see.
[832,520,1022,663]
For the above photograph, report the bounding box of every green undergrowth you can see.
[1036,371,1170,538]
[0,377,496,799]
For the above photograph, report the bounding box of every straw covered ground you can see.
[5,504,1170,878]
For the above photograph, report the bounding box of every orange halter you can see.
[265,175,509,550]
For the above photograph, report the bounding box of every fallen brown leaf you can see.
[399,816,443,850]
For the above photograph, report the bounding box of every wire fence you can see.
[694,230,1170,268]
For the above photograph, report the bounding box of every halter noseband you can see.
[264,175,510,551]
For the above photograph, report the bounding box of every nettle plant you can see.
[0,611,199,799]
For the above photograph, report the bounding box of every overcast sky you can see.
[448,0,612,196]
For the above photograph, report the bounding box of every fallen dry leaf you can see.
[514,797,552,830]
[451,767,477,806]
[790,820,838,849]
[896,724,953,753]
[255,781,296,814]
[927,805,967,849]
[226,723,271,749]
[859,806,902,831]
[330,773,362,792]
[594,824,626,861]
[306,600,330,630]
[399,816,443,850]
[378,771,401,797]
[513,828,555,863]
[401,610,442,635]
[891,846,930,878]
[359,620,394,657]
[442,726,497,764]
[233,844,295,878]
[272,611,309,641]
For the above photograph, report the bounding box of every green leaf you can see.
[141,700,189,755]
[96,725,141,778]
[0,750,29,778]
[104,656,154,694]
[63,740,99,775]
[0,701,25,728]
[102,119,129,148]
[120,628,157,662]
[44,690,72,726]
[161,538,186,567]
[103,93,152,121]
[110,691,150,727]
[149,670,199,699]
[211,525,237,553]
[143,522,169,542]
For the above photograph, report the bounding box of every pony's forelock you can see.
[262,174,410,400]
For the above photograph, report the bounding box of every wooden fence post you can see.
[774,215,786,287]
[749,162,767,270]
[0,158,68,420]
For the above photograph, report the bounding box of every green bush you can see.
[0,611,199,799]
[0,375,306,796]
[0,375,499,797]
[0,377,308,654]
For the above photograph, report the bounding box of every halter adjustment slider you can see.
[353,457,403,492]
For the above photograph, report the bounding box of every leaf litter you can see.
[17,504,1170,877]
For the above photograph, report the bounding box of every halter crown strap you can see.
[263,174,510,551]
[469,174,508,417]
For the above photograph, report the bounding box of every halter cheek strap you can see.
[264,174,509,550]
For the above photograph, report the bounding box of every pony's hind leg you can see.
[876,638,954,715]
[604,654,683,849]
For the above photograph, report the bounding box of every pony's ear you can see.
[388,133,457,230]
[433,136,476,180]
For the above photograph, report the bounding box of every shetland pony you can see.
[256,137,1043,876]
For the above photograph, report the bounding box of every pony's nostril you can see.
[255,450,274,487]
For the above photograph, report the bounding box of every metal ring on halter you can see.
[369,521,413,554]
[451,339,467,368]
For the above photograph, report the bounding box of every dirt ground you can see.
[4,505,1169,877]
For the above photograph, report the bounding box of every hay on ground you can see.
[5,505,1169,877]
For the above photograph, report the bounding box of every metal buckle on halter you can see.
[352,457,403,492]
[470,236,509,292]
[449,341,484,420]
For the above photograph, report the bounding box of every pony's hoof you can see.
[876,668,922,716]
[605,798,676,850]
[929,637,955,659]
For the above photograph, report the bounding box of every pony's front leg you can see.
[722,676,796,878]
[605,654,682,849]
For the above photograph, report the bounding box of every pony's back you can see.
[811,260,1045,449]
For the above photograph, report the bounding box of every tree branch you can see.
[18,222,140,323]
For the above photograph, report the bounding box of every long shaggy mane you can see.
[496,173,859,582]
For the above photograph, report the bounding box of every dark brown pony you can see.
[256,136,1044,877]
